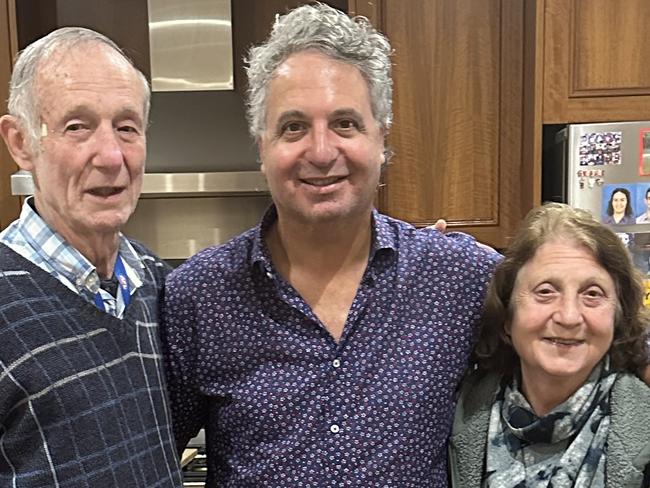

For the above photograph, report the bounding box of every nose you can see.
[305,122,338,167]
[92,124,125,169]
[553,295,583,328]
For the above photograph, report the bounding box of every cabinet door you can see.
[0,0,21,230]
[543,0,650,123]
[377,0,529,248]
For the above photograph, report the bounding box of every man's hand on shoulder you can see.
[428,219,496,254]
[433,219,447,233]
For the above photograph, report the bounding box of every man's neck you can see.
[33,200,121,279]
[268,212,373,273]
[70,233,120,279]
[265,211,373,342]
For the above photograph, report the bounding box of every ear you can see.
[0,115,36,171]
[257,137,267,176]
[378,126,387,165]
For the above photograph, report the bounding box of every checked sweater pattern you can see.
[0,243,182,487]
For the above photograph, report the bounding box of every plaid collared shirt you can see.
[0,197,143,318]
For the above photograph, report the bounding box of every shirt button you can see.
[332,359,341,368]
[265,271,273,279]
[330,424,340,434]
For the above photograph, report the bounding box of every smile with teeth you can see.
[87,187,124,197]
[300,176,345,187]
[543,337,585,346]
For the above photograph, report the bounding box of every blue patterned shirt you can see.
[0,198,143,318]
[162,207,501,487]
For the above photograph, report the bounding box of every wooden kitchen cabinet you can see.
[233,0,537,248]
[0,0,538,245]
[373,0,534,248]
[0,0,21,230]
[542,0,650,123]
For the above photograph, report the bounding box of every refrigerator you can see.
[543,121,650,281]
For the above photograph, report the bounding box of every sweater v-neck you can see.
[0,242,138,326]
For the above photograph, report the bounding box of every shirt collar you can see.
[250,205,397,273]
[371,209,398,256]
[14,197,144,294]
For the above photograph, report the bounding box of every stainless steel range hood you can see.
[11,170,271,260]
[147,0,233,92]
[7,0,267,260]
[10,170,267,198]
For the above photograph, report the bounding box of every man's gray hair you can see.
[245,2,393,139]
[7,26,151,151]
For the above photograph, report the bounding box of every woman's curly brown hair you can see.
[473,202,650,376]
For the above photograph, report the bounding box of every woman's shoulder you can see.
[454,370,501,427]
[607,373,650,484]
[610,374,650,423]
[612,373,650,402]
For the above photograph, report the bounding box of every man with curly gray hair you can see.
[162,3,500,486]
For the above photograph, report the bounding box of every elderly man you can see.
[163,4,499,486]
[0,28,182,486]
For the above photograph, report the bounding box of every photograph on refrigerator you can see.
[601,184,636,226]
[635,184,650,223]
[639,129,650,175]
[579,130,621,166]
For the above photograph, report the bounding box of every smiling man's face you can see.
[258,51,384,226]
[27,41,146,241]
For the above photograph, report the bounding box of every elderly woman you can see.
[449,203,650,487]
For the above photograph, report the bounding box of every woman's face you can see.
[508,239,616,393]
[611,191,628,215]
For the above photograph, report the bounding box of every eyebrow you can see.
[330,108,364,121]
[274,108,365,126]
[274,110,307,128]
[60,105,144,125]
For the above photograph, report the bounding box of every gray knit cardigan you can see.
[449,370,650,487]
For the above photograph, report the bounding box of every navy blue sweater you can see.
[0,243,182,487]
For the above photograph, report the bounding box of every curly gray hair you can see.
[7,27,150,152]
[245,2,393,139]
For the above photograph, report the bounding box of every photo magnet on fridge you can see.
[602,184,636,226]
[579,131,621,166]
[635,183,650,224]
[631,232,650,275]
[639,129,650,175]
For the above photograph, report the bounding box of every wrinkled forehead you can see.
[38,40,125,74]
[34,41,143,106]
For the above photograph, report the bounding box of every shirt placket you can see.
[319,270,375,478]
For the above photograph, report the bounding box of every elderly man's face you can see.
[26,42,146,240]
[258,51,384,225]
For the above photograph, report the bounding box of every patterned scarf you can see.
[484,359,617,487]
